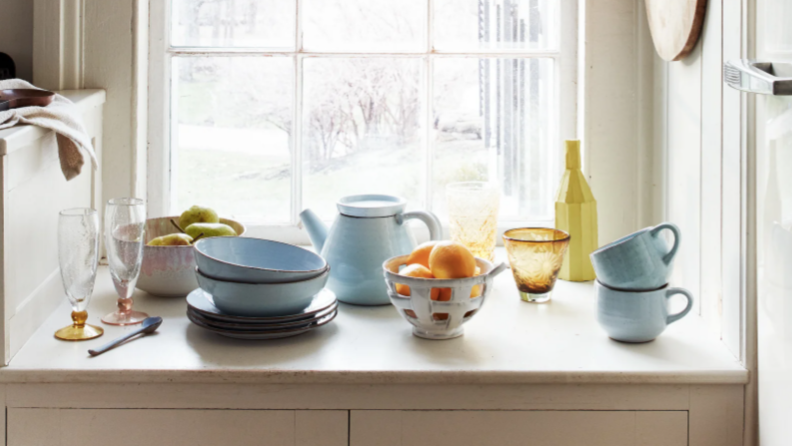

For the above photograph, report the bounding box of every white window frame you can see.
[148,0,578,244]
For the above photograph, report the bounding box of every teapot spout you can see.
[299,209,328,253]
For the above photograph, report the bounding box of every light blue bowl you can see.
[194,267,330,317]
[194,237,328,284]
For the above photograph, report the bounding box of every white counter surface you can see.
[1,259,747,385]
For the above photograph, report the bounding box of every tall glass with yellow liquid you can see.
[446,182,500,261]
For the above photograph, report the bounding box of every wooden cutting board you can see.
[0,89,55,112]
[645,0,708,61]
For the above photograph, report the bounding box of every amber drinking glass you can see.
[503,228,571,303]
[55,208,104,341]
[446,182,500,261]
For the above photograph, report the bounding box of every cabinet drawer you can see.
[351,410,687,446]
[8,409,347,446]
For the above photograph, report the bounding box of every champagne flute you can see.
[55,208,104,341]
[102,197,149,325]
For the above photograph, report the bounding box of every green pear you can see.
[179,205,219,229]
[148,233,194,246]
[184,223,237,239]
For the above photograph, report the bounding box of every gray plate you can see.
[186,287,336,323]
[187,309,337,340]
[187,303,337,331]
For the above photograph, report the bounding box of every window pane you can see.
[303,58,424,219]
[172,56,293,223]
[171,0,295,48]
[433,0,557,51]
[432,57,555,220]
[302,0,426,52]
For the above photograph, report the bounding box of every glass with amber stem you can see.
[102,197,149,325]
[55,208,104,341]
[503,228,571,303]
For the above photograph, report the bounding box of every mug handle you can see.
[399,211,443,240]
[665,287,694,325]
[650,222,681,265]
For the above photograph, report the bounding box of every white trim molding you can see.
[32,0,84,91]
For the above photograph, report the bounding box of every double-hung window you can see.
[149,0,577,241]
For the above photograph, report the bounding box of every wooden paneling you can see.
[296,410,349,446]
[351,410,687,446]
[658,0,746,357]
[667,41,703,305]
[689,384,744,446]
[7,409,348,446]
[5,383,694,411]
[636,411,689,446]
[720,0,745,360]
[699,0,724,337]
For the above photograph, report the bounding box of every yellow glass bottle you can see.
[555,140,598,281]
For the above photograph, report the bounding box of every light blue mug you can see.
[596,281,693,343]
[590,222,681,290]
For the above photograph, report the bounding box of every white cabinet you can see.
[351,410,688,446]
[7,409,348,446]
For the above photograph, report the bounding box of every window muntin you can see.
[153,0,572,237]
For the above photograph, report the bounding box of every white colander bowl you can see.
[383,255,508,339]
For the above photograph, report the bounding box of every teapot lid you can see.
[337,194,406,218]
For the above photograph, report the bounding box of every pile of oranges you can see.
[396,241,483,303]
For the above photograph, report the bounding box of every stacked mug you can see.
[590,223,693,343]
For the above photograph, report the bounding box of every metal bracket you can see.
[725,59,792,95]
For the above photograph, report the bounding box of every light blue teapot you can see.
[300,194,442,305]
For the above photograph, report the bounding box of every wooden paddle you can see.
[0,89,55,112]
[645,0,708,62]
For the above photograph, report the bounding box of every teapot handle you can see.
[399,211,443,240]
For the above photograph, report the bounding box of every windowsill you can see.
[1,250,747,386]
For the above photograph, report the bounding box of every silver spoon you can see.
[88,316,163,356]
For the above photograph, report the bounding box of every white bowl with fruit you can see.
[137,205,245,297]
[383,241,508,340]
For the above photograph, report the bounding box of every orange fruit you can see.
[470,266,483,298]
[396,263,451,300]
[428,241,476,279]
[407,241,439,269]
[395,264,437,298]
[432,287,452,321]
[435,287,452,301]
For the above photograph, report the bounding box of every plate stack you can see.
[187,288,337,339]
[188,237,336,339]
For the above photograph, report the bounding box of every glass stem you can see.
[71,311,88,328]
[117,297,134,314]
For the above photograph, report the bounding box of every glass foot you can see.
[520,290,552,303]
[102,310,149,326]
[55,323,104,341]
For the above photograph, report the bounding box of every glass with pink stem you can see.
[102,197,149,325]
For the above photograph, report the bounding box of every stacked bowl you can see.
[188,237,336,339]
[137,216,246,296]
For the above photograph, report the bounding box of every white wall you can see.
[582,0,659,246]
[32,0,148,210]
[655,0,746,358]
[0,0,33,81]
